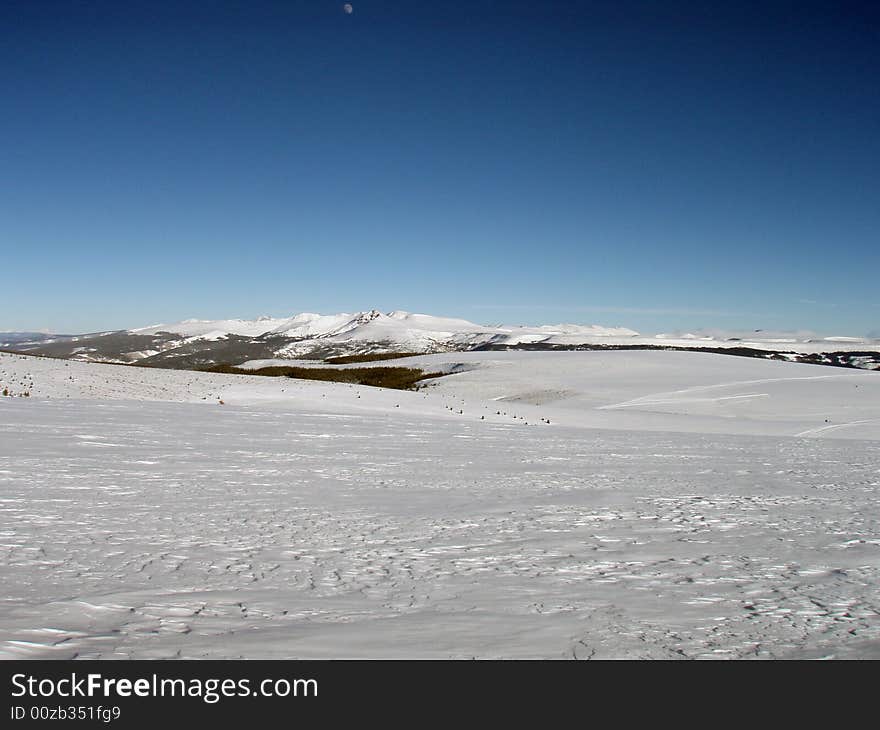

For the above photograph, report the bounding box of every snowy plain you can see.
[1,350,879,659]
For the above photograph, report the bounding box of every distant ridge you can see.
[4,311,878,371]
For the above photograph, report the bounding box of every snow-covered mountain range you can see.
[4,310,879,370]
[129,310,641,350]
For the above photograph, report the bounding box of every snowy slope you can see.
[5,348,877,441]
[2,351,880,660]
[131,315,293,338]
[240,350,880,440]
[0,352,498,425]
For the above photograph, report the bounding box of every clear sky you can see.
[2,1,878,335]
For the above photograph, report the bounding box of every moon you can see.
[343,3,353,13]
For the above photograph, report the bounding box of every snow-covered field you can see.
[1,350,879,659]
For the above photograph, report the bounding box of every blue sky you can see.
[2,1,878,335]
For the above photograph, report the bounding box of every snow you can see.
[268,312,379,338]
[131,317,294,338]
[1,350,879,659]
[122,311,879,356]
[238,350,880,440]
[268,311,498,356]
